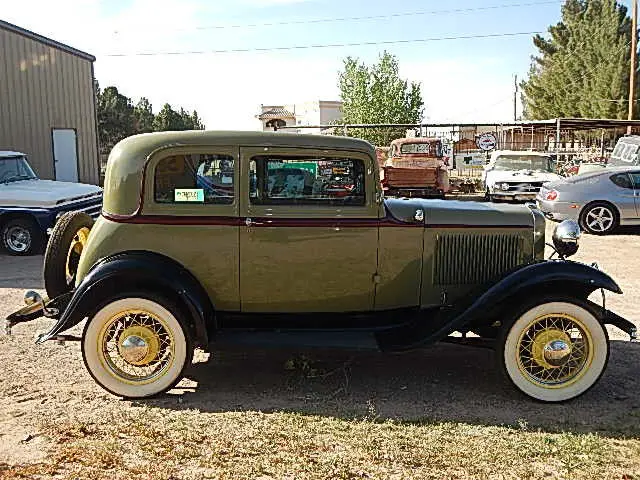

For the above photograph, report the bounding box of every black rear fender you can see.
[37,251,213,346]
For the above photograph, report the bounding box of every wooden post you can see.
[629,0,638,134]
[513,74,518,122]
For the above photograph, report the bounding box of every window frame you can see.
[142,145,239,216]
[239,146,379,219]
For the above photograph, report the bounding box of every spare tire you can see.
[44,211,94,299]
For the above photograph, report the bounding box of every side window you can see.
[610,173,633,189]
[630,172,640,189]
[249,156,365,205]
[612,142,625,159]
[154,153,234,204]
[622,144,639,163]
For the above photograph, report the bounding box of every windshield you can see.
[0,156,38,184]
[493,154,552,172]
[399,142,441,156]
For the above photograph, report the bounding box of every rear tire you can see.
[82,296,192,399]
[43,211,93,298]
[498,299,608,402]
[1,217,42,256]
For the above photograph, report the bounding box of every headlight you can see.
[552,220,581,258]
[500,183,510,191]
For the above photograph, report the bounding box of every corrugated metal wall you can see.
[0,27,99,185]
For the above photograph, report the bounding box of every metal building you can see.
[0,20,99,185]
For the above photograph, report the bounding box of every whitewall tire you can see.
[82,297,190,399]
[500,301,608,402]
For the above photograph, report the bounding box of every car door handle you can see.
[245,217,266,227]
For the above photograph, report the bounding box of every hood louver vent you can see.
[434,233,524,285]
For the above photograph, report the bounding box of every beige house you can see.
[0,20,99,184]
[257,100,343,134]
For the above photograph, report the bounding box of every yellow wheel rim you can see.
[516,313,593,389]
[97,309,175,385]
[65,227,91,283]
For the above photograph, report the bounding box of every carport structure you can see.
[279,118,640,163]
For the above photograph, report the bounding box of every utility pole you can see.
[628,0,637,134]
[513,74,518,122]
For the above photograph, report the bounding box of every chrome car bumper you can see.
[492,192,538,201]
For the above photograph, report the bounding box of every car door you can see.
[238,146,379,313]
[631,172,640,218]
[609,172,637,221]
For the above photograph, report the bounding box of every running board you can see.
[213,329,379,350]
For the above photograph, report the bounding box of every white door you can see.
[53,129,78,182]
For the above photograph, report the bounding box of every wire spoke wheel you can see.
[517,314,591,388]
[99,309,175,384]
[501,301,608,402]
[83,297,190,398]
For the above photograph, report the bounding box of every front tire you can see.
[499,300,608,402]
[1,217,42,256]
[82,297,192,399]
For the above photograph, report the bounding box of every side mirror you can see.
[552,220,581,258]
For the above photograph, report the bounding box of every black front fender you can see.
[37,251,213,346]
[377,260,622,351]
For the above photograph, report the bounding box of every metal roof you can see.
[0,19,95,62]
[281,118,640,132]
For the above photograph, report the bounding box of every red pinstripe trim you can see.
[102,212,530,229]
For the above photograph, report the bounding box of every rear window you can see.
[399,142,441,156]
[154,153,235,204]
[610,173,633,189]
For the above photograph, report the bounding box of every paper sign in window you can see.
[174,188,204,202]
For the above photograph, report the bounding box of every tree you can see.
[521,0,635,119]
[337,51,424,146]
[96,86,135,150]
[134,97,155,133]
[191,110,205,130]
[153,103,184,131]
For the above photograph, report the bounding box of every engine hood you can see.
[385,197,537,228]
[485,169,561,185]
[0,179,102,208]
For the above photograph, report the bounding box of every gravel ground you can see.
[0,221,639,474]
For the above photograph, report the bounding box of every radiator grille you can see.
[434,233,524,285]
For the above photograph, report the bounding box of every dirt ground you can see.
[0,221,639,478]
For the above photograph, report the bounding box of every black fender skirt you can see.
[376,260,624,352]
[36,251,213,346]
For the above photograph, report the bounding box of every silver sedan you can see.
[536,167,640,234]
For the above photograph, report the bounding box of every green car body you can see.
[7,131,637,402]
[78,130,545,313]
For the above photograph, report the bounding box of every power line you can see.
[182,1,563,31]
[104,31,542,57]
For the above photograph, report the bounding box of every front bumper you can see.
[491,192,538,201]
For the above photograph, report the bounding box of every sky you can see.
[2,0,635,130]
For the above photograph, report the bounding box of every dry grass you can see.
[2,407,638,480]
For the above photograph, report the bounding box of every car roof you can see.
[103,130,375,217]
[0,151,26,158]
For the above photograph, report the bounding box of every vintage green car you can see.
[6,131,638,401]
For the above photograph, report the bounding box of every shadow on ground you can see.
[0,254,44,289]
[138,340,640,437]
